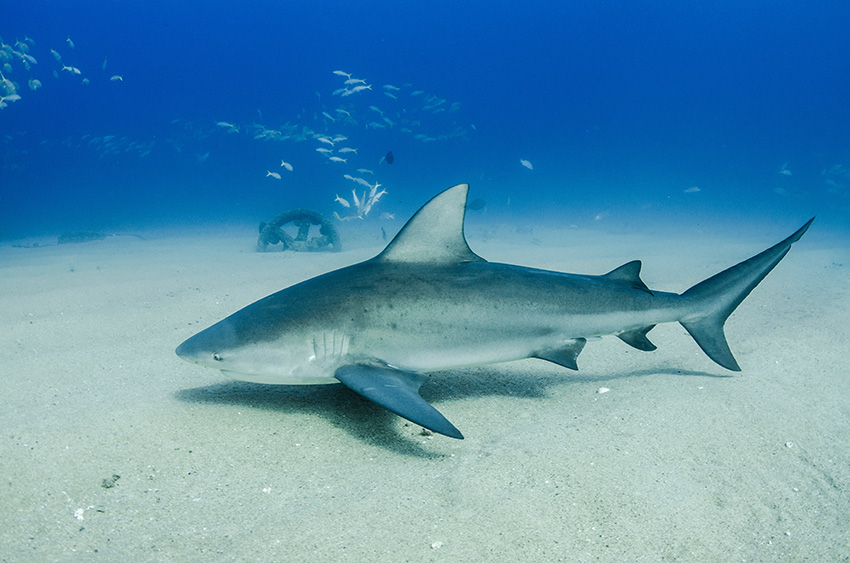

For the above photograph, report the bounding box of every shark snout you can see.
[175,329,224,366]
[175,339,193,361]
[176,317,243,366]
[175,337,207,364]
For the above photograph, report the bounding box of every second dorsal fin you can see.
[603,260,653,294]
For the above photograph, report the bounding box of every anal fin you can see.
[335,364,463,439]
[617,325,657,351]
[533,338,587,370]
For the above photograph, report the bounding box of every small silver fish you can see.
[280,160,293,171]
[335,194,351,208]
[216,121,239,133]
[333,211,361,222]
[329,156,347,163]
[520,159,533,170]
[266,171,281,179]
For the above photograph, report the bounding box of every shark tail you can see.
[679,218,814,371]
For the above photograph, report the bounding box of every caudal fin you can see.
[680,218,814,370]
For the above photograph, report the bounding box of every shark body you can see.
[176,184,813,439]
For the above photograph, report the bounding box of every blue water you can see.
[2,1,849,239]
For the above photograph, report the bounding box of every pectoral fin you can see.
[335,364,463,439]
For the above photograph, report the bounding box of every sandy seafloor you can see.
[1,217,849,562]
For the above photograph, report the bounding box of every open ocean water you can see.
[2,1,848,240]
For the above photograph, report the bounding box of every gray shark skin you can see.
[176,184,813,439]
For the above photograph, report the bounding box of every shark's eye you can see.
[213,353,222,361]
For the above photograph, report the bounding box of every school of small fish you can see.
[0,36,481,222]
[0,34,123,111]
[203,69,475,221]
[4,31,834,224]
[333,180,388,222]
[1,35,409,222]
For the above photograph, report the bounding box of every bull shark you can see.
[176,184,813,439]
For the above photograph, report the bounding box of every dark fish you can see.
[467,198,486,211]
[385,150,394,164]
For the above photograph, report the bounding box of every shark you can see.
[176,184,813,439]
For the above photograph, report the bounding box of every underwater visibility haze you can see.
[2,1,849,239]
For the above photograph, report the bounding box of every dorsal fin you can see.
[374,183,484,264]
[603,260,653,294]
